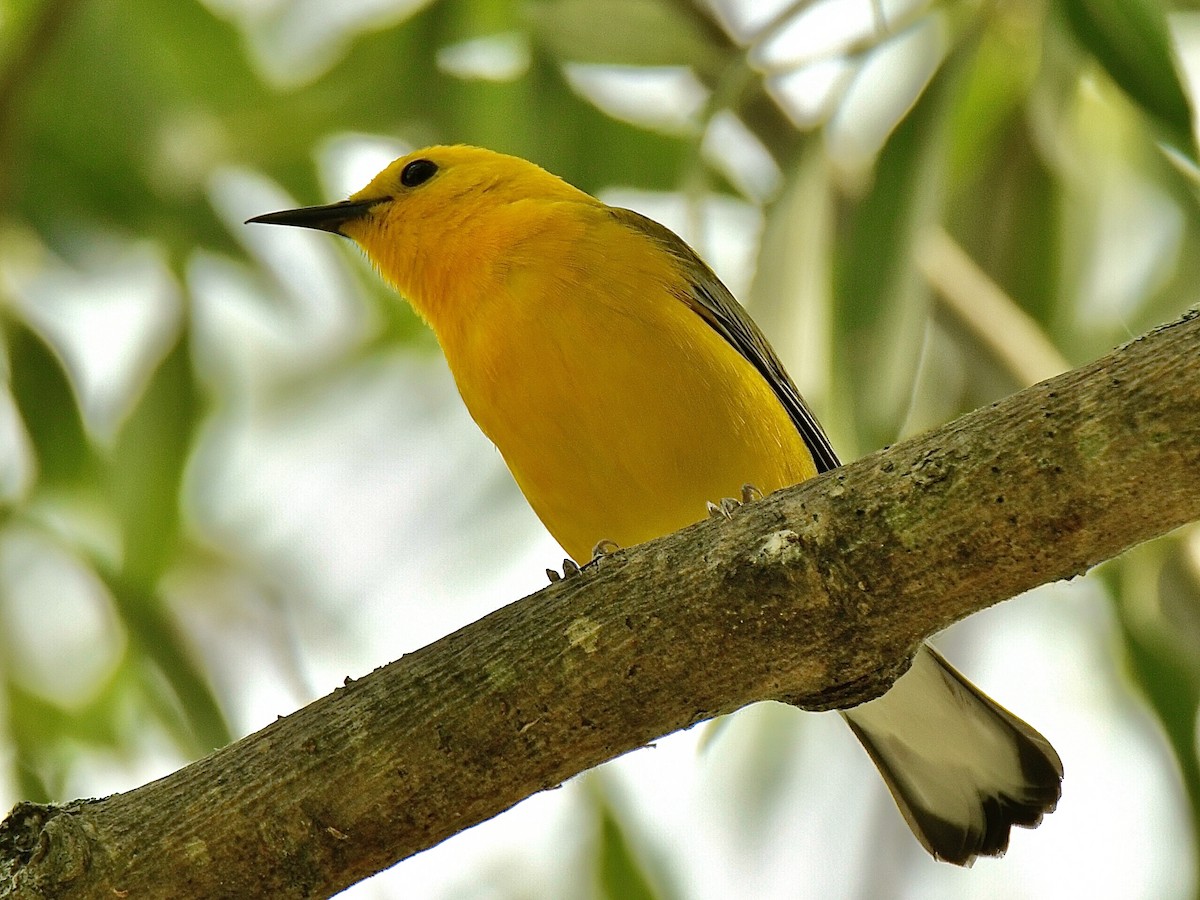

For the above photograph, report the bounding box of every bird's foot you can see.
[546,539,620,583]
[546,559,579,583]
[590,539,620,560]
[706,483,763,520]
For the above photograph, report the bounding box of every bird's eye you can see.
[401,159,438,188]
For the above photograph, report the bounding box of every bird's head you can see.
[247,145,595,321]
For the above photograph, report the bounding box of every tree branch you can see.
[3,310,1199,898]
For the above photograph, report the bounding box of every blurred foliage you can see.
[591,785,672,900]
[0,0,1198,896]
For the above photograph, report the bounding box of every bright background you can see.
[2,0,1200,896]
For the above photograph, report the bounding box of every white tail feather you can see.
[842,644,1062,865]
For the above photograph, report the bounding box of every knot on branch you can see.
[717,522,918,712]
[1,800,95,894]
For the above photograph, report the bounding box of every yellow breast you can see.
[435,205,817,562]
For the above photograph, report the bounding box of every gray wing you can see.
[612,208,841,474]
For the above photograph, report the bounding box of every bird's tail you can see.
[841,644,1063,865]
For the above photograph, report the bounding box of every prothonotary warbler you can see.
[249,145,1062,865]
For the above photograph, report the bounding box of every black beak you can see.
[245,198,387,236]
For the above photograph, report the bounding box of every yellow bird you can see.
[249,145,1062,865]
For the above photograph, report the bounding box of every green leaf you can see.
[946,114,1063,333]
[99,570,232,753]
[593,797,663,900]
[1058,0,1195,155]
[5,668,127,803]
[5,321,94,488]
[831,42,966,453]
[528,0,727,73]
[1105,547,1200,882]
[6,0,253,255]
[944,23,1038,192]
[108,339,197,585]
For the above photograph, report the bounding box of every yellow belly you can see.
[440,229,817,563]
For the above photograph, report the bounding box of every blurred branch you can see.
[917,226,1071,386]
[664,0,803,159]
[2,309,1199,898]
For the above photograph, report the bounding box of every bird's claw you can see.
[707,498,739,520]
[707,483,763,520]
[547,540,620,584]
[547,557,585,583]
[591,539,620,560]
